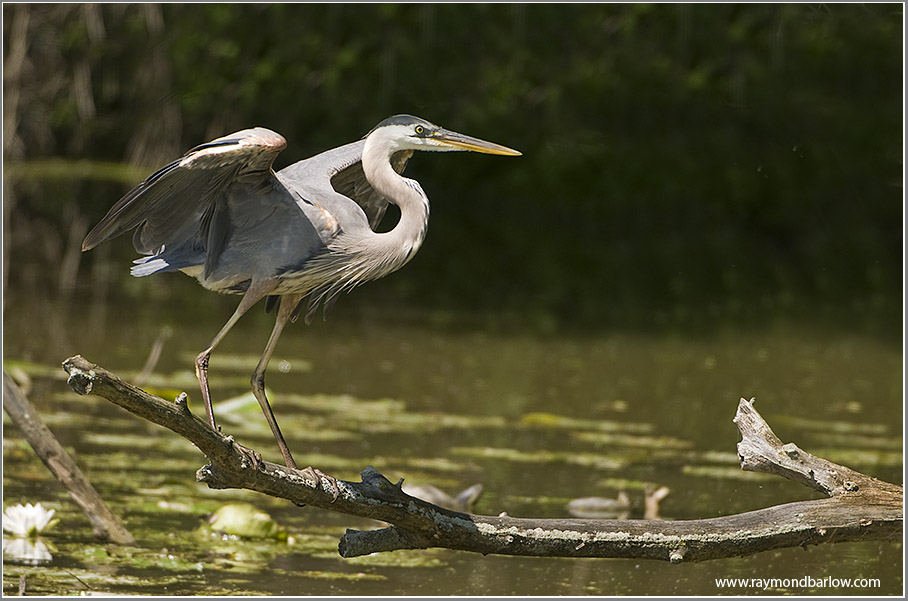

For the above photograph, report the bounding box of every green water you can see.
[2,291,903,595]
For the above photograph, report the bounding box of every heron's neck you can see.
[362,144,429,265]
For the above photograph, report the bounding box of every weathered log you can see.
[61,355,902,562]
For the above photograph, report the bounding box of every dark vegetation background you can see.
[3,3,903,338]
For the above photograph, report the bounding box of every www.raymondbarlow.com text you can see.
[715,576,881,590]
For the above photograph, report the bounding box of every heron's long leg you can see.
[250,294,304,469]
[252,296,341,500]
[195,280,277,431]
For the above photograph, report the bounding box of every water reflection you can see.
[2,537,53,566]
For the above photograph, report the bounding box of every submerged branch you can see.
[4,370,134,544]
[62,356,902,562]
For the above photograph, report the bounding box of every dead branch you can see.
[4,370,134,544]
[61,355,901,562]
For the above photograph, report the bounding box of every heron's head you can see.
[365,114,521,156]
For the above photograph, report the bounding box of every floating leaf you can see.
[2,360,63,380]
[202,503,288,542]
[681,465,775,481]
[806,448,903,469]
[520,412,653,434]
[572,431,693,450]
[802,432,903,451]
[452,446,627,470]
[769,414,889,436]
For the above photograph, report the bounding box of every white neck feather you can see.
[361,134,430,269]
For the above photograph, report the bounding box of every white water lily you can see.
[2,503,58,538]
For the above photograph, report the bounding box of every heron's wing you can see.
[82,128,287,257]
[278,140,412,230]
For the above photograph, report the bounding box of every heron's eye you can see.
[414,125,426,136]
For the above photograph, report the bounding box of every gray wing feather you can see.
[278,140,412,231]
[82,128,288,279]
[83,128,286,255]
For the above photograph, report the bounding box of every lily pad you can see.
[202,502,288,542]
[681,465,776,481]
[2,360,65,380]
[802,432,903,451]
[769,414,890,436]
[451,446,627,470]
[520,412,653,434]
[572,430,693,450]
[180,352,312,373]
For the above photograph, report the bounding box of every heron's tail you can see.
[131,256,172,277]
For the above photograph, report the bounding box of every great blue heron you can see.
[82,115,521,485]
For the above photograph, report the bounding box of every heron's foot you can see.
[302,466,340,503]
[227,437,265,470]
